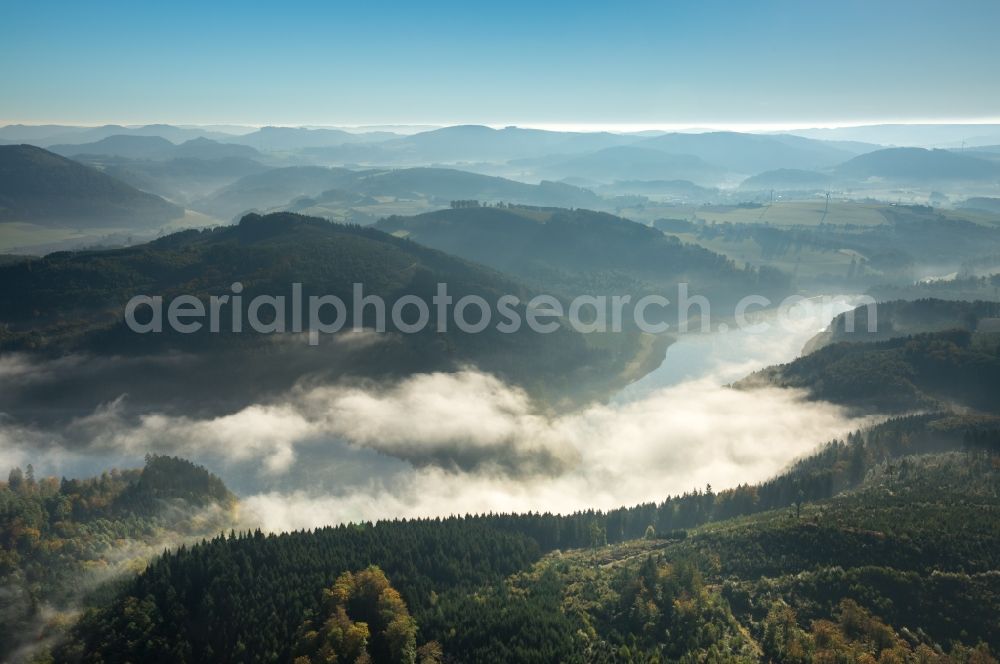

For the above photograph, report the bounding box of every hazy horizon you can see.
[5,119,1000,132]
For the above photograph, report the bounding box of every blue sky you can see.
[2,0,998,127]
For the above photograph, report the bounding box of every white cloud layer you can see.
[0,301,871,533]
[1,368,868,532]
[235,373,868,531]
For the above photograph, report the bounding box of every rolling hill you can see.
[528,145,729,185]
[0,211,659,416]
[804,299,1000,351]
[832,147,1000,182]
[379,124,636,161]
[0,123,242,147]
[90,156,271,204]
[596,179,719,200]
[171,136,262,160]
[190,166,355,219]
[740,168,833,190]
[639,131,864,173]
[657,202,1000,292]
[374,205,790,306]
[226,125,398,151]
[792,123,1000,148]
[49,134,177,159]
[743,327,1000,413]
[50,135,264,162]
[321,167,603,207]
[0,144,183,227]
[192,166,607,220]
[301,125,643,165]
[959,197,1000,213]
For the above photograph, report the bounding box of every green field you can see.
[673,230,861,278]
[621,200,891,227]
[0,221,99,252]
[289,195,446,224]
[622,198,1000,229]
[0,210,221,254]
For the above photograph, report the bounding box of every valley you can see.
[3,12,1000,658]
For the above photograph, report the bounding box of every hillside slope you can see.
[833,147,1000,182]
[0,212,658,416]
[530,145,728,185]
[641,131,858,173]
[51,413,999,663]
[375,205,790,309]
[804,299,1000,352]
[743,328,1000,413]
[0,455,236,660]
[193,166,606,220]
[51,135,264,162]
[0,145,183,226]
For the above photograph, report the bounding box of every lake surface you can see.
[614,296,860,403]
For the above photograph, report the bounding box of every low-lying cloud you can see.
[0,300,871,532]
[235,374,869,530]
[1,367,869,532]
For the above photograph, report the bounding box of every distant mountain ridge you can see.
[225,125,399,151]
[740,168,833,190]
[527,145,728,185]
[0,123,242,147]
[791,123,1000,148]
[50,134,264,161]
[832,147,1000,181]
[49,134,176,159]
[639,131,865,173]
[192,165,607,220]
[190,165,357,219]
[86,155,272,206]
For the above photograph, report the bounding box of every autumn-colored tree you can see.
[293,566,418,664]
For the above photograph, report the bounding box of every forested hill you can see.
[375,205,791,306]
[832,147,1000,182]
[50,413,999,663]
[0,212,662,417]
[804,299,1000,352]
[0,456,236,659]
[0,211,528,332]
[0,144,183,226]
[744,328,1000,413]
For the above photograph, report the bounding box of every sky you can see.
[2,0,999,127]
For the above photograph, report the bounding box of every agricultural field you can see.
[621,200,892,228]
[0,209,221,254]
